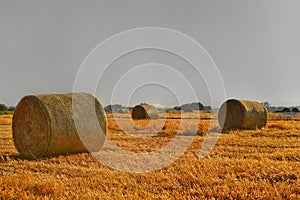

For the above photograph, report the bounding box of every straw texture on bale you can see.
[131,105,158,119]
[218,99,267,131]
[12,93,106,158]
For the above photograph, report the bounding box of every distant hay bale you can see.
[12,93,107,159]
[131,105,158,120]
[218,99,267,131]
[292,107,299,112]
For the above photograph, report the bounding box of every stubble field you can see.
[0,111,300,199]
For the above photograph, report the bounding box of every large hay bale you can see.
[12,93,106,158]
[131,105,158,119]
[218,99,267,131]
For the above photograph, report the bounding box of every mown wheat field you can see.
[1,111,300,199]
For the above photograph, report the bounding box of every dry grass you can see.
[1,111,300,199]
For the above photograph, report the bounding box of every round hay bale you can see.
[292,107,299,112]
[131,105,158,120]
[12,93,106,158]
[218,99,267,131]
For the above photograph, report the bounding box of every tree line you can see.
[0,103,15,114]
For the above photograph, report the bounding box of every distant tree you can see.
[204,106,212,111]
[282,107,291,112]
[140,102,148,105]
[261,101,271,108]
[105,105,112,113]
[180,102,204,111]
[8,106,16,111]
[0,104,7,111]
[105,104,123,113]
[194,102,204,110]
[173,106,181,110]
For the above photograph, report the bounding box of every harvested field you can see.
[1,111,300,199]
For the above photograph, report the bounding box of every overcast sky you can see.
[0,0,299,107]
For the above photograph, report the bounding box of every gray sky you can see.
[0,0,300,107]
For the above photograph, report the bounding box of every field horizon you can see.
[1,111,300,199]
